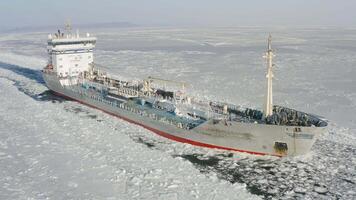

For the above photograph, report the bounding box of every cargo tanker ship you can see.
[42,25,328,156]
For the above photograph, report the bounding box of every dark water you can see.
[175,142,355,200]
[0,61,44,84]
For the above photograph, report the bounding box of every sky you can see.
[0,0,355,29]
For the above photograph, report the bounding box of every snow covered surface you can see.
[0,27,355,199]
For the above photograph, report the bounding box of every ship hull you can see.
[43,73,325,157]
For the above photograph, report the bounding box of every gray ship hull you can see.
[43,73,325,156]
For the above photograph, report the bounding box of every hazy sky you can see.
[0,0,355,28]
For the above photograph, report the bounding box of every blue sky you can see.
[0,0,355,28]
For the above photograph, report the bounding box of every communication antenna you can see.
[65,19,72,35]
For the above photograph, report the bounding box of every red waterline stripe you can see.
[52,91,281,157]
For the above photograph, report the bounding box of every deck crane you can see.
[143,76,188,96]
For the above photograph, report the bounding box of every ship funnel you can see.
[263,35,274,117]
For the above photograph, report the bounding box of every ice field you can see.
[0,27,355,199]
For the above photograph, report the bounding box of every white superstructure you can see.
[46,27,96,85]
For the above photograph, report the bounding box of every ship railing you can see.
[270,105,327,127]
[129,102,196,130]
[81,85,198,130]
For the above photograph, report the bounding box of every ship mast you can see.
[264,35,274,117]
[65,20,72,37]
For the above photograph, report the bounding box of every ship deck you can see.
[80,78,327,128]
[104,95,206,129]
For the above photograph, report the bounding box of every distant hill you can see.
[0,22,138,33]
[77,22,138,29]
